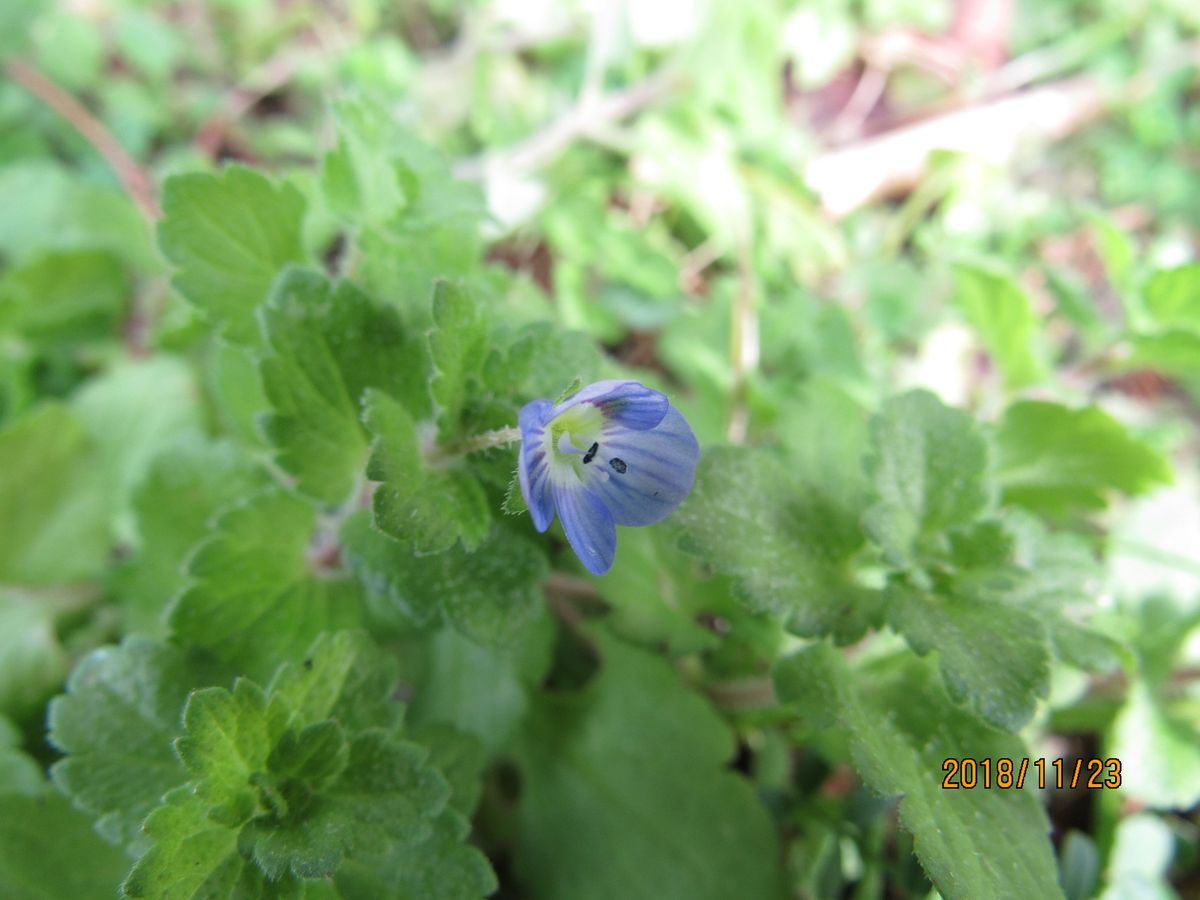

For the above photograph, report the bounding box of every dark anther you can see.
[609,457,627,474]
[582,442,599,464]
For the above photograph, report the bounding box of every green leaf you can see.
[206,340,271,449]
[1058,831,1100,900]
[0,403,110,584]
[1144,262,1200,330]
[408,623,556,757]
[0,249,127,345]
[775,645,1063,900]
[242,729,448,880]
[113,11,182,83]
[502,467,528,516]
[71,357,205,543]
[1111,681,1200,810]
[994,401,1173,515]
[48,637,218,847]
[0,0,50,58]
[482,325,601,405]
[594,526,731,655]
[772,378,872,529]
[429,281,489,442]
[0,162,153,268]
[877,516,1053,731]
[952,263,1045,389]
[267,720,349,790]
[409,724,485,818]
[326,103,485,317]
[886,569,1051,732]
[164,696,446,883]
[0,790,132,900]
[31,13,104,91]
[864,390,990,566]
[121,786,248,900]
[266,631,402,735]
[335,807,497,900]
[115,437,270,634]
[1109,595,1200,809]
[675,446,878,643]
[553,376,584,405]
[437,527,546,639]
[342,511,547,644]
[1005,516,1120,672]
[158,167,306,344]
[0,588,72,719]
[176,681,287,827]
[364,390,490,554]
[672,380,877,654]
[1102,813,1179,898]
[125,631,485,895]
[259,268,430,505]
[513,631,783,900]
[320,103,408,225]
[169,490,366,682]
[0,716,41,795]
[1124,329,1200,381]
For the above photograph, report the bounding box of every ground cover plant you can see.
[1,0,1199,897]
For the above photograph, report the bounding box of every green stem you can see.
[429,426,522,465]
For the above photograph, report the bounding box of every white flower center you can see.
[542,404,624,485]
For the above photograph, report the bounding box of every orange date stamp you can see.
[941,757,1122,790]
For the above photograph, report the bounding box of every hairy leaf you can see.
[864,390,990,565]
[952,263,1044,389]
[676,446,878,642]
[341,511,547,644]
[994,401,1172,516]
[158,167,306,344]
[0,790,131,900]
[364,390,490,553]
[169,491,365,683]
[0,403,109,584]
[513,631,783,900]
[429,280,489,442]
[115,437,269,634]
[258,268,428,505]
[48,638,218,847]
[775,646,1063,900]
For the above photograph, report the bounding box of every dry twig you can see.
[806,39,1200,218]
[5,59,160,218]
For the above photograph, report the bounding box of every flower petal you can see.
[518,399,555,532]
[553,481,617,575]
[591,407,700,526]
[554,379,669,431]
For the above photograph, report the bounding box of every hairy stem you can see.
[429,425,521,465]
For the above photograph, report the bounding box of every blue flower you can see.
[517,380,700,575]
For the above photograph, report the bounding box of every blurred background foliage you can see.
[1,0,1200,898]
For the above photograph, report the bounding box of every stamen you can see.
[608,457,627,474]
[582,442,599,464]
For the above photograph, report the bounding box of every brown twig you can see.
[806,40,1200,218]
[5,59,160,218]
[805,75,1106,217]
[1086,666,1200,701]
[707,676,777,712]
[543,571,602,601]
